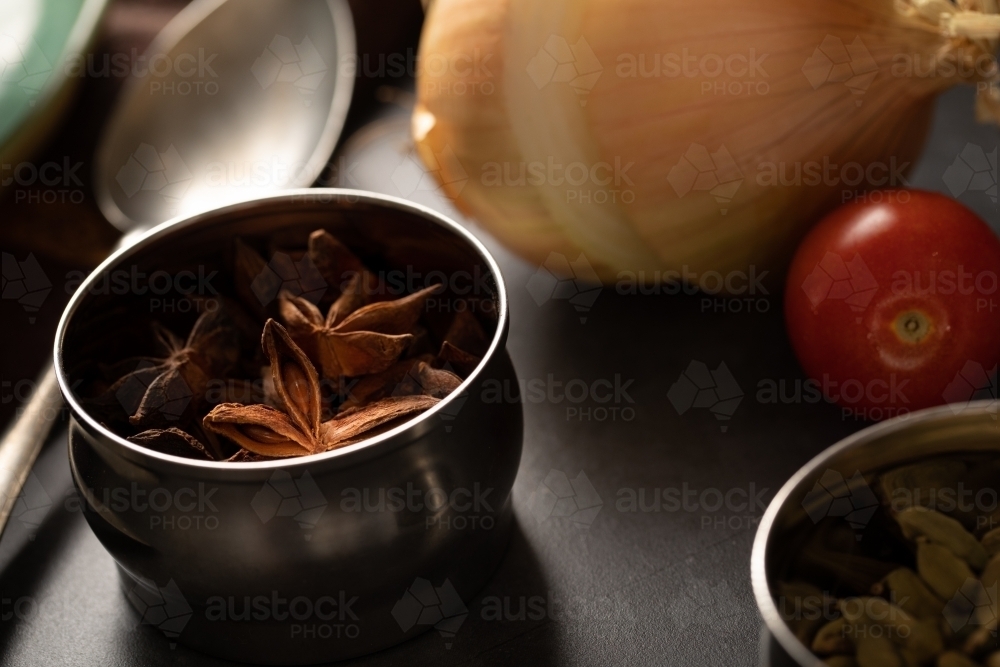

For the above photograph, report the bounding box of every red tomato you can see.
[785,190,1000,418]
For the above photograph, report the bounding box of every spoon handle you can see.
[0,364,63,537]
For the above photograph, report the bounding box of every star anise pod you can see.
[432,308,489,378]
[130,426,277,463]
[89,306,244,430]
[320,394,440,447]
[306,229,366,298]
[392,361,462,399]
[127,427,228,461]
[443,309,488,357]
[203,319,325,457]
[338,355,464,409]
[234,230,366,319]
[339,356,429,410]
[279,280,439,378]
[203,320,441,458]
[436,341,482,378]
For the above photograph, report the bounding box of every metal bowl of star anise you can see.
[55,189,523,664]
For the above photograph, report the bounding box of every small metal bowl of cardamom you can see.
[55,189,523,664]
[752,401,999,667]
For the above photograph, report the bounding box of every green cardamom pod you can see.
[839,596,910,624]
[839,597,917,650]
[984,527,1000,559]
[897,507,988,571]
[882,568,947,619]
[855,635,903,667]
[879,460,967,510]
[813,617,853,655]
[899,617,944,665]
[777,581,831,645]
[962,621,999,657]
[937,650,981,667]
[917,543,975,601]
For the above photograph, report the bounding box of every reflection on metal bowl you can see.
[56,190,523,664]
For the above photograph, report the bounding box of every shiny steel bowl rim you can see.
[92,0,356,232]
[54,188,510,470]
[750,400,1000,667]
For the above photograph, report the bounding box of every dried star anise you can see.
[234,230,367,320]
[204,319,325,457]
[321,394,440,447]
[436,341,482,378]
[339,356,463,409]
[393,361,463,399]
[339,356,430,409]
[279,279,439,378]
[203,320,441,458]
[86,227,492,462]
[89,306,244,430]
[430,306,489,377]
[443,308,488,357]
[128,427,230,461]
[305,229,366,297]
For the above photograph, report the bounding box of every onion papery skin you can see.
[415,0,974,286]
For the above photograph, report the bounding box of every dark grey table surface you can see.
[0,86,996,667]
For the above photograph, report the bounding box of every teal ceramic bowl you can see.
[0,0,110,166]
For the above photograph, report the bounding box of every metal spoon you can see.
[0,0,354,536]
